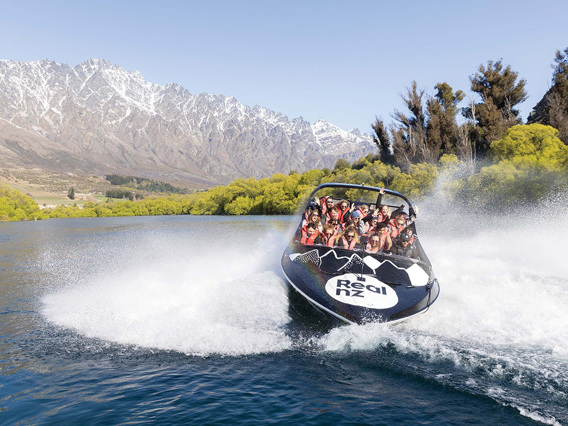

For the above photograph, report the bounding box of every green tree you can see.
[371,117,395,165]
[464,60,528,156]
[490,123,568,169]
[426,82,465,157]
[333,158,351,171]
[392,81,430,167]
[67,187,75,200]
[458,124,568,207]
[528,47,568,144]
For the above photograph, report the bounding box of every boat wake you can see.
[40,202,568,423]
[42,222,293,356]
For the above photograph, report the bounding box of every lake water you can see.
[0,210,567,424]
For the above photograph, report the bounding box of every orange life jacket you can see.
[301,230,320,245]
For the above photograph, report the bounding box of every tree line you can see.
[1,120,566,222]
[373,48,568,169]
[105,174,188,194]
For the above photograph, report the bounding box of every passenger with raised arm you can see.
[362,215,379,236]
[302,211,324,233]
[376,204,391,224]
[389,206,418,239]
[350,210,366,235]
[365,224,392,254]
[336,226,359,250]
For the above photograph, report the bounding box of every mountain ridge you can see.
[0,58,375,187]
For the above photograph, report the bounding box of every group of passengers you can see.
[299,193,419,259]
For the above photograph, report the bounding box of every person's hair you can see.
[376,223,388,231]
[369,232,381,243]
[329,206,339,214]
[338,225,360,244]
[306,223,316,231]
[322,224,335,235]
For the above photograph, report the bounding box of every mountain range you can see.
[0,59,375,187]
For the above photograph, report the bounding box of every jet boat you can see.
[281,183,439,324]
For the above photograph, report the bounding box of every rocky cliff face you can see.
[0,59,375,186]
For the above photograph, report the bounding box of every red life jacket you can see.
[301,230,320,245]
[337,208,349,223]
[389,218,406,238]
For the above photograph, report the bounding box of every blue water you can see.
[1,214,567,424]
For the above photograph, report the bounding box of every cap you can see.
[400,233,411,242]
[351,210,362,218]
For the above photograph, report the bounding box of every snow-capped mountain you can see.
[0,59,375,186]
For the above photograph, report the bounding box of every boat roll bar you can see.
[307,183,413,209]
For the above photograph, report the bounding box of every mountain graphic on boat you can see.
[290,249,430,287]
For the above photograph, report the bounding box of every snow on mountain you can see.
[0,59,375,185]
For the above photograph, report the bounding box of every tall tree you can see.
[426,82,465,157]
[392,81,431,168]
[528,47,568,144]
[371,117,395,165]
[463,60,528,156]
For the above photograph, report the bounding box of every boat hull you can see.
[281,244,439,324]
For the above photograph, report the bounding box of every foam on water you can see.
[42,222,293,356]
[315,194,568,424]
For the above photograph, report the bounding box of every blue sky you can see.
[2,0,568,133]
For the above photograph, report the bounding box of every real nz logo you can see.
[325,273,398,309]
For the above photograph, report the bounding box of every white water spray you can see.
[315,192,568,425]
[42,219,294,356]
